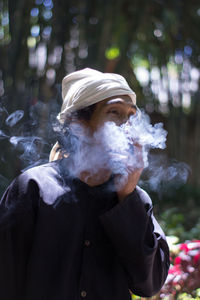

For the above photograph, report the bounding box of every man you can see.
[0,68,169,300]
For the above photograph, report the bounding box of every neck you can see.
[78,169,112,187]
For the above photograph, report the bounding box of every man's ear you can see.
[49,142,64,161]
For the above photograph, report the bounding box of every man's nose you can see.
[116,115,132,126]
[122,117,131,126]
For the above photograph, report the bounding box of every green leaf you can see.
[105,47,120,60]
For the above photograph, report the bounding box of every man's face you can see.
[68,95,140,179]
[86,95,137,133]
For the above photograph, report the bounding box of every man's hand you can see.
[114,143,144,202]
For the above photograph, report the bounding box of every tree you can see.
[0,0,200,188]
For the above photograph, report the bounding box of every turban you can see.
[50,68,137,161]
[57,68,136,124]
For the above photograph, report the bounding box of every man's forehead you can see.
[101,95,136,108]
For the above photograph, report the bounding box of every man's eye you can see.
[108,110,120,116]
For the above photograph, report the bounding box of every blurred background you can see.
[0,0,200,243]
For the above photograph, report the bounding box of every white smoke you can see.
[0,130,9,139]
[0,102,56,170]
[5,110,24,127]
[1,102,189,192]
[67,111,168,181]
[140,154,191,195]
[9,136,48,164]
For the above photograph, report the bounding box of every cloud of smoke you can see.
[9,136,47,164]
[0,100,190,194]
[95,111,167,168]
[0,100,57,172]
[140,153,191,196]
[60,110,190,192]
[64,111,168,182]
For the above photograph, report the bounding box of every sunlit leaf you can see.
[105,47,120,60]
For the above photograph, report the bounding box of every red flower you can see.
[174,256,182,265]
[179,243,189,253]
[168,265,182,275]
[193,253,200,264]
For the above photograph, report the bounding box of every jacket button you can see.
[84,240,90,246]
[81,290,87,297]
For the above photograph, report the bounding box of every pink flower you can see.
[179,243,189,253]
[174,256,181,265]
[168,265,182,275]
[187,241,200,250]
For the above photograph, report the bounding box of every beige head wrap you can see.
[49,68,136,161]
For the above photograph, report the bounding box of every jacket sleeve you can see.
[0,175,38,300]
[99,186,170,297]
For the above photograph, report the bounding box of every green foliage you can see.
[131,294,140,299]
[105,47,120,60]
[177,293,200,300]
[160,208,200,242]
[0,1,10,45]
[132,54,149,68]
[148,183,200,242]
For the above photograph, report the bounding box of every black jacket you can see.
[0,160,169,300]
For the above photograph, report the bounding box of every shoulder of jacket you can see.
[10,161,70,205]
[135,185,153,207]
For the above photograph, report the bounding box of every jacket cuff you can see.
[99,188,157,258]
